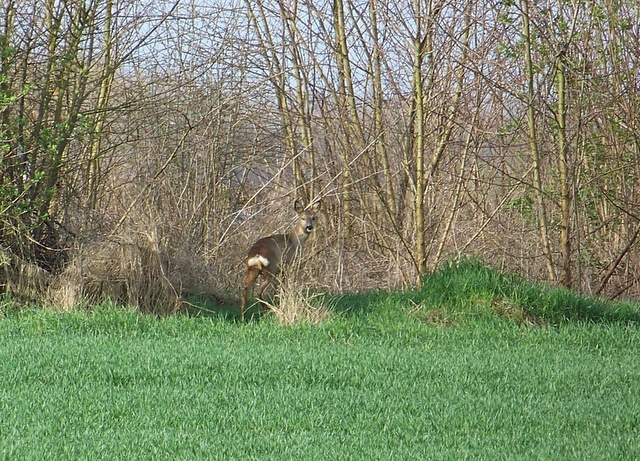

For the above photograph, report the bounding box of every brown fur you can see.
[240,200,321,319]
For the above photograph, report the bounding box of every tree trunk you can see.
[522,0,557,282]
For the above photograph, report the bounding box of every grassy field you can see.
[1,260,639,459]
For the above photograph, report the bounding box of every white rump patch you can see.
[247,255,270,268]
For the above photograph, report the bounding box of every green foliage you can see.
[504,192,535,222]
[415,258,640,325]
[497,119,523,139]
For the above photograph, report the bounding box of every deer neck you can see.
[288,224,310,247]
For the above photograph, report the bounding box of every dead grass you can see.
[408,297,546,328]
[0,247,52,303]
[48,227,182,314]
[408,302,456,327]
[262,275,332,326]
[490,298,547,327]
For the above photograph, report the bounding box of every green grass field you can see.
[1,260,639,459]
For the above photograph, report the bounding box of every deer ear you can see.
[311,200,321,212]
[294,200,304,213]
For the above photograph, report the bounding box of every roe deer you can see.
[240,200,321,319]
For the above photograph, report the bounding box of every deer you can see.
[240,200,321,320]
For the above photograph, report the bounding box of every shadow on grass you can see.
[186,289,368,324]
[182,292,236,321]
[182,291,272,323]
[328,290,411,316]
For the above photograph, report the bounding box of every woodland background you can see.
[1,0,639,312]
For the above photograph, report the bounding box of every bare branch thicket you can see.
[1,0,149,297]
[4,0,640,308]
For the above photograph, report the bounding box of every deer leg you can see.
[256,272,275,313]
[241,267,260,320]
